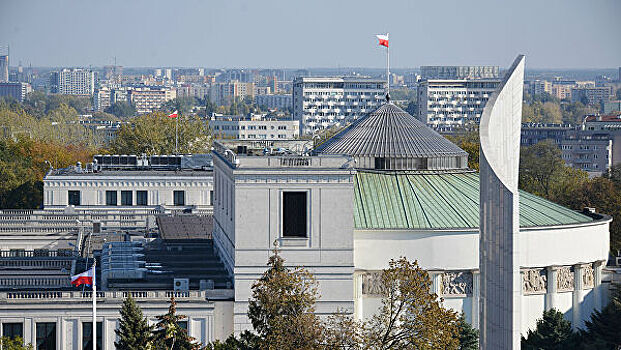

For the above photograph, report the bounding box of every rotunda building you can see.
[315,102,611,332]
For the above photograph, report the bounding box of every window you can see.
[36,322,56,350]
[178,321,188,330]
[210,190,214,206]
[136,191,148,206]
[173,191,185,206]
[68,191,80,206]
[2,322,23,340]
[105,191,117,206]
[121,191,133,206]
[282,192,307,237]
[82,322,102,350]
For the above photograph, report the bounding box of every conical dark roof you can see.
[314,103,468,158]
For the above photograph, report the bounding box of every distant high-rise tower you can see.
[0,46,9,82]
[479,55,525,350]
[50,68,95,95]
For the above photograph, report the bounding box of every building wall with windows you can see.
[416,79,500,132]
[254,94,292,110]
[293,77,385,134]
[0,292,232,349]
[420,65,500,80]
[571,86,612,105]
[209,116,299,140]
[129,87,176,114]
[0,82,32,102]
[211,145,355,333]
[51,69,95,96]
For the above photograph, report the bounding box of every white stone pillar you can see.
[546,266,559,311]
[353,272,364,320]
[430,271,443,299]
[572,265,584,329]
[471,270,480,329]
[593,261,604,311]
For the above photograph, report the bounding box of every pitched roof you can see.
[353,171,593,230]
[314,103,468,158]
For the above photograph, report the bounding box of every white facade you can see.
[0,291,232,349]
[211,146,355,333]
[209,116,299,140]
[51,69,95,96]
[129,87,176,114]
[293,77,385,134]
[417,79,500,132]
[420,66,500,80]
[479,55,524,349]
[254,94,292,110]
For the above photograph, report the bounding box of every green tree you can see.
[153,297,200,350]
[110,112,211,155]
[115,295,154,350]
[363,257,460,350]
[581,285,621,349]
[0,337,33,350]
[519,140,568,198]
[247,246,324,350]
[447,130,480,170]
[106,101,137,119]
[456,313,478,350]
[521,309,578,350]
[162,97,198,116]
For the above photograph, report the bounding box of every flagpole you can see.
[92,259,97,350]
[175,114,178,155]
[387,33,390,98]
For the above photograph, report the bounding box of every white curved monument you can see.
[479,55,525,349]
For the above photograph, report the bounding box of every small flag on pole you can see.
[376,34,389,48]
[71,266,94,287]
[167,110,179,118]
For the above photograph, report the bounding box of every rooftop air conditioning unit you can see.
[174,278,189,291]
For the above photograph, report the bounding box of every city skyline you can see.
[1,0,620,69]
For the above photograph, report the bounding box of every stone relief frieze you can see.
[522,269,547,294]
[441,271,473,296]
[557,266,574,292]
[582,264,594,289]
[361,271,384,296]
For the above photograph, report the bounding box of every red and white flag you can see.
[167,110,178,118]
[376,34,389,48]
[71,266,94,287]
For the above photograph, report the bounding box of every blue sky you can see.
[1,0,619,68]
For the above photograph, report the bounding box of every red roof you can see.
[585,112,621,122]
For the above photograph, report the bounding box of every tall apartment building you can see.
[420,65,500,80]
[93,87,112,111]
[0,82,32,102]
[525,79,553,96]
[50,68,95,95]
[292,77,385,134]
[209,81,254,105]
[551,84,572,100]
[416,79,501,132]
[129,87,176,114]
[571,86,612,105]
[0,52,8,82]
[177,84,210,100]
[255,94,292,110]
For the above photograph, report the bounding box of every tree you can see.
[519,140,567,198]
[162,97,198,116]
[581,284,621,349]
[0,337,34,350]
[456,313,478,350]
[115,295,154,350]
[153,297,200,350]
[106,101,137,119]
[109,112,211,155]
[247,246,324,350]
[521,309,578,350]
[363,257,459,350]
[447,130,480,171]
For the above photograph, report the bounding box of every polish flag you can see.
[167,110,178,118]
[71,266,94,287]
[376,34,389,48]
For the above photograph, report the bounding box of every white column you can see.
[430,271,443,299]
[353,272,364,320]
[471,270,480,329]
[546,266,559,311]
[593,261,604,311]
[572,265,584,329]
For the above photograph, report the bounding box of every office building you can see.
[0,82,32,102]
[416,79,501,132]
[129,87,176,114]
[292,77,385,134]
[571,86,612,105]
[209,81,254,105]
[209,114,299,140]
[0,50,8,83]
[254,94,292,110]
[420,65,500,80]
[50,69,95,95]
